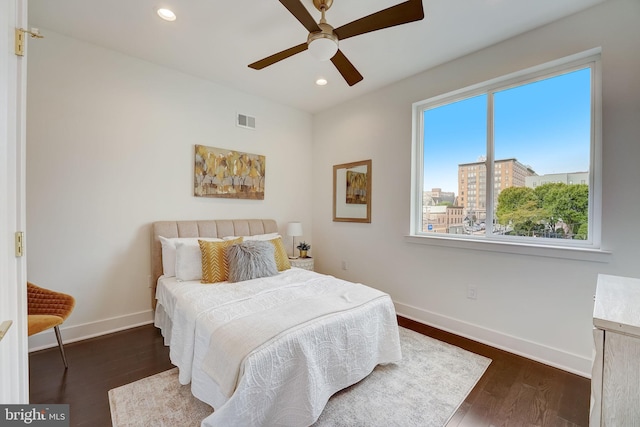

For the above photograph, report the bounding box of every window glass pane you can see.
[493,68,591,240]
[413,55,598,249]
[422,94,486,234]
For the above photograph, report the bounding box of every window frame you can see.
[409,49,606,259]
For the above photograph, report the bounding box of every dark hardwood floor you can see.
[29,317,590,426]
[397,318,590,427]
[29,325,173,427]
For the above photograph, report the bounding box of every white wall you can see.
[312,0,640,376]
[26,0,640,376]
[26,31,314,350]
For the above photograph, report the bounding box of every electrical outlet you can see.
[467,284,478,300]
[341,261,348,270]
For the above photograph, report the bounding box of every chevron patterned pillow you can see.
[267,237,291,271]
[199,237,243,283]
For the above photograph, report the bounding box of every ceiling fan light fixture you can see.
[249,0,425,86]
[307,33,338,61]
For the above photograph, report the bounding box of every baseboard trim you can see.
[27,303,592,377]
[28,310,154,352]
[394,301,592,378]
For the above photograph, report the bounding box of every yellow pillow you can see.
[199,238,243,283]
[267,237,291,271]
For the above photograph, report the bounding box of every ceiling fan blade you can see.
[249,43,308,70]
[279,0,321,33]
[330,50,364,86]
[334,0,424,41]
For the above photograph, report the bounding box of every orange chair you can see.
[27,282,75,368]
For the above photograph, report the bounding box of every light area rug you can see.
[109,327,491,427]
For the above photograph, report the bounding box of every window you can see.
[411,51,601,250]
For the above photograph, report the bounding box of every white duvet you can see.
[155,268,402,427]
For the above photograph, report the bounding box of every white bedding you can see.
[154,268,402,427]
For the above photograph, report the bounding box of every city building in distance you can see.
[458,158,537,223]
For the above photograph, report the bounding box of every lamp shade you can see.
[308,37,338,62]
[287,222,303,237]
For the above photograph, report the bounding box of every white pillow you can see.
[175,241,202,281]
[159,236,178,277]
[159,236,222,278]
[174,238,226,281]
[241,233,281,241]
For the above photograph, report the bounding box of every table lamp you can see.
[286,222,303,259]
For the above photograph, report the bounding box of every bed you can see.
[151,219,402,427]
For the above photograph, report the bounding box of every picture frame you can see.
[333,159,372,223]
[194,145,265,199]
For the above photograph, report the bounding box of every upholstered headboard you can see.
[150,219,278,309]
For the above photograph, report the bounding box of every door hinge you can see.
[15,29,25,56]
[15,232,24,257]
[15,28,44,56]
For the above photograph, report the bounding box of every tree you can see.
[496,182,589,239]
[533,183,564,231]
[499,199,548,236]
[496,187,538,224]
[575,223,588,240]
[536,183,588,236]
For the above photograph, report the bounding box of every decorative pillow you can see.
[226,241,278,283]
[159,236,223,277]
[267,237,291,271]
[199,238,243,283]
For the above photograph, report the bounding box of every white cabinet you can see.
[591,274,640,427]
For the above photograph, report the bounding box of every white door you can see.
[0,0,29,403]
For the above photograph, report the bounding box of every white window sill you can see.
[404,234,611,263]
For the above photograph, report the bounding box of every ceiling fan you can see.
[248,0,425,86]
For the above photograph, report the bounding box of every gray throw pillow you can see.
[226,240,278,283]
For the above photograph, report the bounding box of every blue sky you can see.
[423,67,591,193]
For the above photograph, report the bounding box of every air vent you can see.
[237,113,256,130]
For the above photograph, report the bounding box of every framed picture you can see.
[194,145,265,199]
[333,159,372,223]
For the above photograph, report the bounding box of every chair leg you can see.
[53,325,69,369]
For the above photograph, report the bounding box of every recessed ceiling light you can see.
[316,78,328,86]
[157,8,176,21]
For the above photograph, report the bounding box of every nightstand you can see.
[289,257,314,271]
